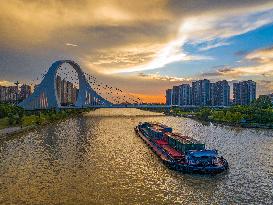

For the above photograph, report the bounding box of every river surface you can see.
[0,108,272,205]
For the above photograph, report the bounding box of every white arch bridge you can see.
[19,60,169,110]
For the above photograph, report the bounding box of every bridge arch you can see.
[19,60,111,110]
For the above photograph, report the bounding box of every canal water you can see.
[0,108,272,205]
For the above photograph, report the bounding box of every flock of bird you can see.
[83,72,142,104]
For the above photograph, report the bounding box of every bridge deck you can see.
[60,105,171,109]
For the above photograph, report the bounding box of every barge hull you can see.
[135,126,228,175]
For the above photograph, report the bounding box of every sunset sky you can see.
[0,0,273,103]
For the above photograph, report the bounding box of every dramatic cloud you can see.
[109,3,273,73]
[0,0,273,101]
[203,47,273,78]
[201,47,273,95]
[1,0,273,74]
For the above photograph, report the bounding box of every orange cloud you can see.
[246,46,273,63]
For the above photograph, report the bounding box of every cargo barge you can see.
[135,122,228,174]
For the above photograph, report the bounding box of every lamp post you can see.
[14,81,19,104]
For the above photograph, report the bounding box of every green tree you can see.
[212,110,225,121]
[232,112,244,123]
[197,108,212,120]
[7,113,15,125]
[224,111,233,122]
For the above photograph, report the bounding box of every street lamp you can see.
[14,81,19,104]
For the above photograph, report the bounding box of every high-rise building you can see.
[72,87,78,104]
[192,79,210,106]
[233,80,256,105]
[192,81,201,106]
[201,79,211,106]
[179,84,192,106]
[56,76,78,105]
[0,86,5,102]
[171,86,180,105]
[61,79,68,105]
[0,86,6,102]
[56,75,62,102]
[233,82,240,105]
[0,86,18,103]
[67,81,73,104]
[20,84,32,100]
[166,89,172,105]
[210,80,230,106]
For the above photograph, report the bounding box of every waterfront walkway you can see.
[0,126,35,139]
[0,127,21,136]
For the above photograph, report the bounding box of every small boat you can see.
[135,122,229,174]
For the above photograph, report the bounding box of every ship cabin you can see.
[185,150,219,166]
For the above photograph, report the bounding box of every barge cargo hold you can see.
[135,122,229,174]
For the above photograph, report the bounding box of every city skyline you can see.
[166,79,258,106]
[0,1,273,103]
[0,83,31,103]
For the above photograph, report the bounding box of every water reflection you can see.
[0,108,272,205]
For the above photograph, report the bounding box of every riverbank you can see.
[0,125,36,140]
[0,108,96,139]
[165,112,273,129]
[167,96,273,129]
[139,106,273,129]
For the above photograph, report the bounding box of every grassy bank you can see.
[0,118,9,129]
[169,108,273,129]
[0,103,96,131]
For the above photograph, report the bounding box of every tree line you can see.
[171,95,273,127]
[0,103,94,128]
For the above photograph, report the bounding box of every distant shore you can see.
[165,112,273,129]
[139,104,273,129]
